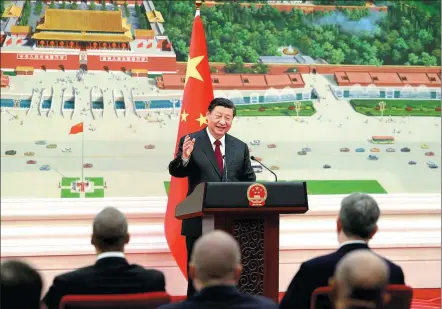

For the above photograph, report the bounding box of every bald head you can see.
[190,230,241,289]
[92,207,129,252]
[334,250,389,308]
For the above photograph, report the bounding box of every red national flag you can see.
[16,38,22,45]
[137,41,143,48]
[146,42,152,49]
[6,38,12,46]
[164,9,214,277]
[69,122,83,135]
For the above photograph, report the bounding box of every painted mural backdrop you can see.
[0,0,440,199]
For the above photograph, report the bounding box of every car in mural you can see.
[408,160,417,165]
[83,163,93,168]
[297,150,307,156]
[386,148,395,152]
[270,165,279,170]
[26,160,37,164]
[368,155,379,161]
[401,147,411,152]
[323,164,331,169]
[35,140,47,145]
[144,144,155,150]
[302,147,312,152]
[253,156,263,162]
[340,147,350,152]
[5,150,16,155]
[24,152,35,156]
[267,144,276,148]
[62,148,72,153]
[370,148,380,152]
[46,144,57,149]
[425,152,435,156]
[355,148,365,153]
[428,163,439,169]
[421,144,429,149]
[39,165,51,171]
[250,140,260,146]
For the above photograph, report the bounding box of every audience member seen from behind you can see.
[1,260,43,309]
[332,250,390,309]
[43,207,166,309]
[158,230,278,309]
[279,193,405,309]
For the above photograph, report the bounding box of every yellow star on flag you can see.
[196,113,208,127]
[180,110,189,122]
[184,55,204,86]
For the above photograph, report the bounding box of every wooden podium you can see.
[175,181,309,302]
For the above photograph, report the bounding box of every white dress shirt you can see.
[96,251,125,261]
[338,240,367,248]
[182,128,225,165]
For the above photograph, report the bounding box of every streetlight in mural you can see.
[295,101,302,121]
[378,101,386,121]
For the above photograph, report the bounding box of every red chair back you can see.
[59,292,171,309]
[310,285,413,309]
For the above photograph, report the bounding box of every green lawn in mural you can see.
[236,101,316,117]
[351,99,441,117]
[163,180,387,195]
[60,177,105,198]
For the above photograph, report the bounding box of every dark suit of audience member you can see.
[279,193,405,309]
[1,260,43,309]
[159,230,278,309]
[43,207,166,309]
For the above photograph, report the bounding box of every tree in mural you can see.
[154,0,441,66]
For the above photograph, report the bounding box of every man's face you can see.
[206,106,234,138]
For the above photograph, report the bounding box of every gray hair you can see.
[92,207,128,251]
[339,193,380,239]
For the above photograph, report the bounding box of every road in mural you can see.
[1,0,440,198]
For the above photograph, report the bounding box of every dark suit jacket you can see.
[279,243,405,309]
[168,128,256,237]
[158,285,278,309]
[42,257,165,309]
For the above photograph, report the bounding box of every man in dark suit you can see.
[279,193,405,309]
[43,207,166,309]
[158,230,278,309]
[168,98,256,298]
[1,260,43,309]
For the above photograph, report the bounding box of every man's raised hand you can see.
[182,135,195,160]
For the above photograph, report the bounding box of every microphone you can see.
[222,155,228,182]
[250,156,278,182]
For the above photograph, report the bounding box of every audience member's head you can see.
[337,193,380,243]
[1,260,43,309]
[189,230,242,291]
[332,250,389,309]
[91,207,130,254]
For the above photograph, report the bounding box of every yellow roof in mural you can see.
[2,4,23,18]
[147,10,164,23]
[11,26,32,33]
[32,32,133,43]
[134,29,155,37]
[36,9,128,32]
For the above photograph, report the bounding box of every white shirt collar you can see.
[339,240,367,248]
[206,127,225,146]
[96,251,125,261]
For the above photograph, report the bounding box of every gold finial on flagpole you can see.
[195,0,202,10]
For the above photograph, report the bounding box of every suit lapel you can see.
[199,129,222,177]
[224,134,236,177]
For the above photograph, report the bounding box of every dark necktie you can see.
[214,140,224,174]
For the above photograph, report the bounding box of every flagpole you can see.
[81,122,84,185]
